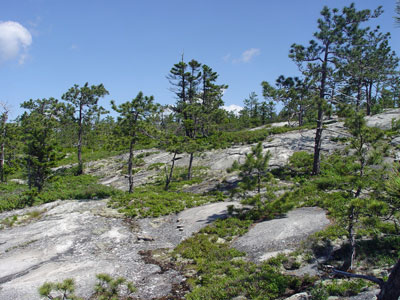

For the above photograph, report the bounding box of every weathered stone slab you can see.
[232,207,330,262]
[365,109,400,130]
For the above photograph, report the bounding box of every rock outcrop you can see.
[0,109,398,299]
[88,109,399,193]
[232,207,330,262]
[0,200,240,299]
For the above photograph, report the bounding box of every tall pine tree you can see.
[290,4,382,175]
[20,98,64,191]
[111,92,158,193]
[61,83,109,175]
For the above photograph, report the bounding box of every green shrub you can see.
[356,236,400,267]
[310,283,329,300]
[325,279,367,296]
[147,162,165,171]
[227,160,240,173]
[171,207,317,300]
[289,151,313,175]
[38,274,136,300]
[40,174,117,202]
[193,123,316,150]
[94,273,136,299]
[0,215,18,229]
[38,278,78,300]
[239,192,295,222]
[109,185,218,218]
[56,147,127,167]
[200,217,252,240]
[0,173,118,213]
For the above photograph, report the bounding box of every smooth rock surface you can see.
[137,201,241,247]
[86,121,349,192]
[2,110,397,299]
[0,200,238,299]
[365,109,400,130]
[232,207,330,262]
[62,110,400,194]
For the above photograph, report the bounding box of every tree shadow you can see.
[197,211,230,224]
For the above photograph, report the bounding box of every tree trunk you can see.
[347,207,356,271]
[164,152,177,190]
[257,173,261,194]
[0,141,4,183]
[298,104,304,127]
[356,80,362,111]
[377,259,400,300]
[0,111,8,182]
[77,105,83,175]
[312,102,324,175]
[127,138,135,193]
[27,158,33,190]
[365,81,373,116]
[312,43,329,176]
[187,152,194,180]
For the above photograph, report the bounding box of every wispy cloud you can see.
[0,21,32,64]
[27,16,41,28]
[240,48,260,63]
[27,16,42,37]
[70,44,78,50]
[225,48,261,64]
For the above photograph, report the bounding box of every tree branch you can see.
[331,268,384,287]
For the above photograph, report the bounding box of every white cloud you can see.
[241,48,260,62]
[0,21,32,64]
[223,104,243,115]
[230,48,261,64]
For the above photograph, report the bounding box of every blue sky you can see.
[1,0,399,119]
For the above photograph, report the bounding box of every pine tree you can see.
[243,92,260,126]
[162,134,184,191]
[200,64,228,135]
[271,76,314,126]
[0,122,22,182]
[290,4,382,175]
[327,111,387,271]
[239,142,272,194]
[396,0,400,25]
[111,92,157,193]
[168,58,226,179]
[20,98,64,192]
[338,26,398,115]
[0,103,9,183]
[61,83,109,175]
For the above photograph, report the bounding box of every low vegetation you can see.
[109,166,222,218]
[171,215,315,299]
[39,274,136,300]
[0,169,116,213]
[203,123,315,150]
[0,2,399,297]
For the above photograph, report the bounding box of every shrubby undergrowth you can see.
[109,166,222,218]
[39,274,136,300]
[173,216,315,300]
[0,168,116,212]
